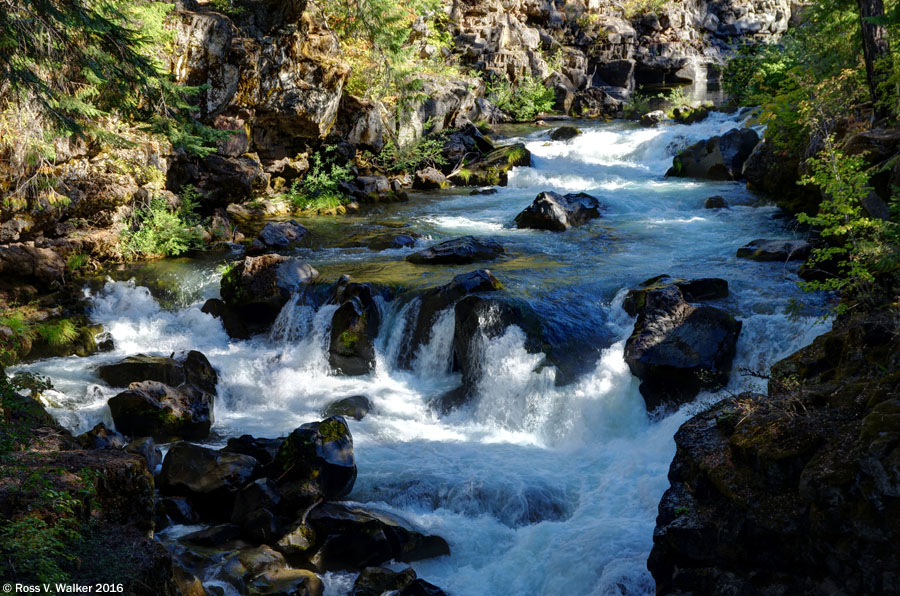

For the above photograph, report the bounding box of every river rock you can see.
[323,395,372,420]
[413,167,449,190]
[399,581,448,596]
[306,502,450,572]
[672,105,710,124]
[514,191,603,231]
[159,441,260,520]
[218,545,287,590]
[640,110,666,127]
[704,195,728,209]
[276,520,317,557]
[400,269,503,368]
[107,381,214,442]
[443,123,495,166]
[549,126,581,141]
[464,143,531,187]
[76,422,127,450]
[624,285,742,409]
[248,220,309,255]
[329,282,382,376]
[274,417,357,502]
[125,436,162,472]
[622,275,729,317]
[742,140,819,215]
[232,478,282,525]
[248,568,324,596]
[667,128,760,180]
[202,297,251,339]
[96,350,218,394]
[352,567,418,596]
[220,254,319,333]
[180,523,242,547]
[406,236,504,265]
[223,434,285,468]
[736,238,812,261]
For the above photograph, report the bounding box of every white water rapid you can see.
[14,112,830,596]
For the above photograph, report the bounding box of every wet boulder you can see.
[667,127,759,180]
[329,283,382,376]
[76,422,127,450]
[107,381,214,442]
[672,105,710,125]
[464,143,531,187]
[624,285,742,410]
[640,110,666,127]
[352,566,418,596]
[248,568,324,596]
[736,238,812,262]
[399,269,503,368]
[399,580,448,596]
[218,545,287,591]
[232,478,282,526]
[704,196,728,209]
[306,503,450,572]
[622,275,729,318]
[413,167,449,190]
[223,434,285,468]
[125,436,162,472]
[443,123,495,166]
[202,297,251,339]
[514,191,603,231]
[180,523,242,547]
[248,220,309,255]
[406,236,504,265]
[274,417,357,502]
[549,126,581,141]
[276,519,317,558]
[96,350,218,394]
[220,254,319,333]
[159,441,260,520]
[323,395,372,421]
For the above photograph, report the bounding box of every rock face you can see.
[248,220,309,255]
[649,311,900,595]
[108,381,214,442]
[514,191,603,231]
[667,128,760,180]
[329,283,382,376]
[219,254,319,333]
[406,236,504,265]
[624,285,742,409]
[736,238,812,261]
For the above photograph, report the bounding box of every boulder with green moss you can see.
[107,381,214,442]
[329,283,382,376]
[464,143,531,186]
[274,416,357,502]
[97,350,218,393]
[622,274,729,317]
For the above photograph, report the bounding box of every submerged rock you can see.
[306,502,450,572]
[220,254,319,334]
[736,238,812,262]
[514,191,603,231]
[406,236,504,265]
[107,381,214,442]
[667,127,759,180]
[624,285,742,409]
[323,395,372,421]
[274,416,357,502]
[248,220,309,255]
[704,195,728,209]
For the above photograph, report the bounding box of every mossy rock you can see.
[274,416,356,500]
[465,143,532,187]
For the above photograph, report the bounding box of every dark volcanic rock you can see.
[76,422,127,450]
[107,381,214,442]
[222,434,284,468]
[97,351,218,394]
[329,283,382,376]
[352,566,418,596]
[622,275,729,318]
[323,395,372,421]
[306,502,450,572]
[202,297,251,340]
[624,285,742,409]
[125,436,162,471]
[667,127,759,180]
[703,195,728,209]
[514,191,603,231]
[736,238,812,262]
[406,236,503,265]
[248,220,309,255]
[274,416,357,501]
[549,126,581,141]
[464,143,531,187]
[220,254,318,333]
[649,312,900,595]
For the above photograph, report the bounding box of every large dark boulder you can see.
[222,434,284,468]
[351,566,418,596]
[406,236,504,265]
[624,285,742,410]
[248,220,309,255]
[108,381,214,442]
[736,238,812,262]
[274,416,357,503]
[667,128,760,180]
[76,422,127,450]
[464,143,531,187]
[399,269,503,368]
[323,395,372,421]
[514,191,603,231]
[549,126,581,141]
[220,254,319,333]
[442,123,495,168]
[201,297,251,339]
[622,275,729,318]
[97,351,218,394]
[159,441,260,520]
[306,503,450,572]
[329,283,382,376]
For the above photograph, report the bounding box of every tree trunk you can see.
[858,0,892,121]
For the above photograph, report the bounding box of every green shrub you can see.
[120,197,201,260]
[622,0,668,19]
[284,146,353,211]
[486,73,555,121]
[374,135,449,174]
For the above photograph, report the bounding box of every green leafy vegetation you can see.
[370,135,449,173]
[120,196,202,260]
[622,0,669,19]
[485,73,555,122]
[284,146,353,211]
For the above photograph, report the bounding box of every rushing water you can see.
[15,112,830,596]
